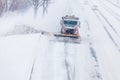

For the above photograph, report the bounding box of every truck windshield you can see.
[64,20,77,26]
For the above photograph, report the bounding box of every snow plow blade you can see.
[53,33,81,44]
[54,33,80,38]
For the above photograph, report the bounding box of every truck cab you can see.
[60,15,80,35]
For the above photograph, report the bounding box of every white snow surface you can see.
[0,0,120,80]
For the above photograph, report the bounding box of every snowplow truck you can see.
[55,15,80,38]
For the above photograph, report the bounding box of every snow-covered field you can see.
[0,0,120,80]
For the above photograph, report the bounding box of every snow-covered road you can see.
[0,0,120,80]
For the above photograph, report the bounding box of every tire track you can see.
[97,10,118,35]
[28,34,55,80]
[98,0,120,22]
[85,21,103,80]
[92,10,120,52]
[101,5,120,21]
[89,46,102,80]
[28,34,43,80]
[64,43,75,80]
[101,0,120,9]
[90,0,120,38]
[29,58,35,80]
